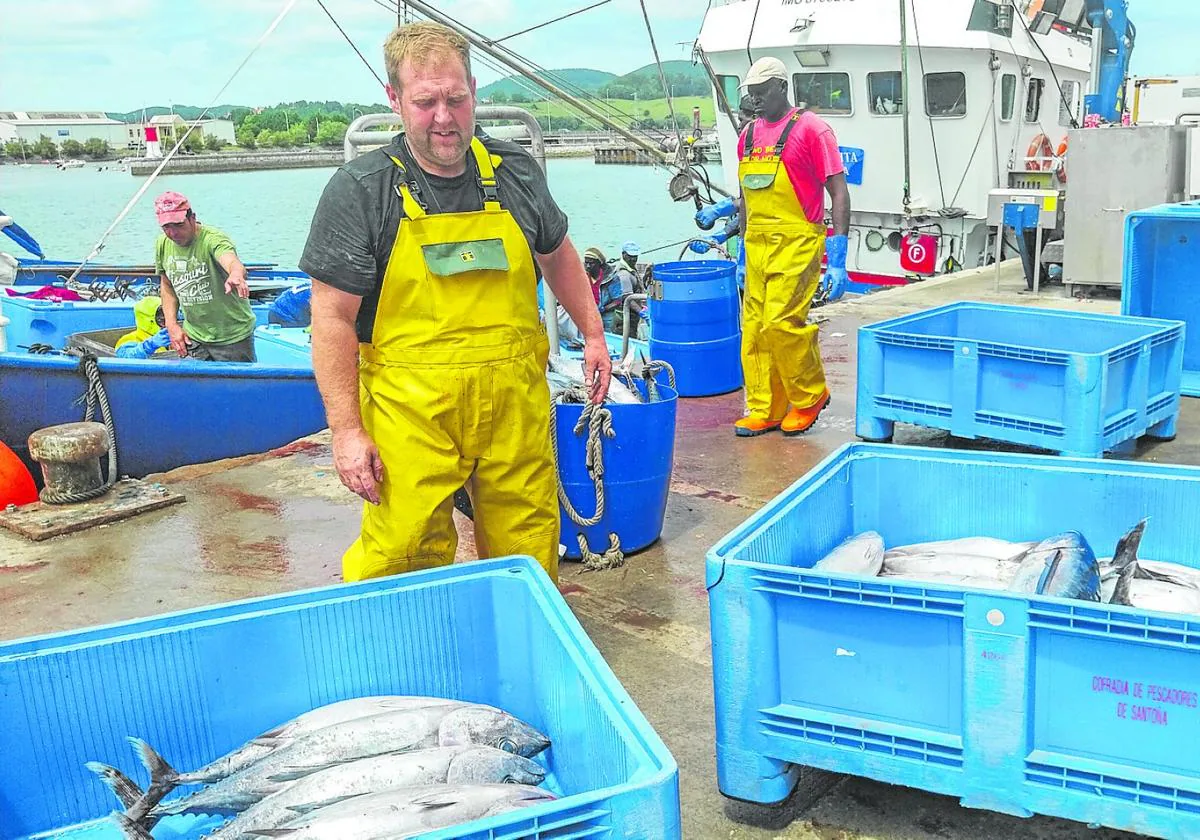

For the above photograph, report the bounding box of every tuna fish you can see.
[885,537,1036,561]
[1009,531,1101,601]
[205,747,547,840]
[94,702,549,827]
[813,532,885,576]
[113,784,556,840]
[1106,519,1200,615]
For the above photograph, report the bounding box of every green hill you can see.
[614,60,707,86]
[478,68,617,101]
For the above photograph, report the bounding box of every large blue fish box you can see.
[709,443,1200,839]
[856,301,1185,458]
[648,260,743,397]
[1125,201,1200,397]
[1,294,271,350]
[0,557,681,840]
[555,379,677,560]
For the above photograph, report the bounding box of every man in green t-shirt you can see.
[153,191,257,362]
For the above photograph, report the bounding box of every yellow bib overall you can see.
[738,114,829,421]
[342,137,560,583]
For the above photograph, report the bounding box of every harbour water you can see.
[1,156,726,267]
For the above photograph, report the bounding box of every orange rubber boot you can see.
[782,390,831,437]
[734,416,783,438]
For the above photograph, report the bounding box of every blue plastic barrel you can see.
[555,378,677,560]
[648,260,742,397]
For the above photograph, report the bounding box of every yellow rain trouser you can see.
[341,137,560,583]
[738,115,830,420]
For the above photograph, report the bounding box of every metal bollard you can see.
[27,422,110,504]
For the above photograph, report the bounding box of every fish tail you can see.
[124,737,181,825]
[85,762,145,810]
[112,812,155,840]
[1113,519,1148,575]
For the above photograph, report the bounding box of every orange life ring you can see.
[1056,135,1069,184]
[0,440,37,509]
[1026,133,1055,171]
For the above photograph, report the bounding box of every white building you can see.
[142,115,237,146]
[0,111,138,149]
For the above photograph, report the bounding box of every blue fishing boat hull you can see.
[0,332,327,479]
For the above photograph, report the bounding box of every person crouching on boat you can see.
[153,191,257,362]
[732,57,851,438]
[300,21,611,585]
[114,295,172,359]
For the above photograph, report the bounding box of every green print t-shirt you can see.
[155,225,256,345]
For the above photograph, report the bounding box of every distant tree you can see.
[60,139,85,158]
[258,129,281,148]
[83,138,111,159]
[31,135,58,160]
[182,132,204,153]
[315,119,348,147]
[285,123,309,146]
[490,91,509,104]
[510,92,530,103]
[235,125,257,148]
[204,134,227,152]
[3,140,31,159]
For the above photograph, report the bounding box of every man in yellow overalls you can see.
[300,22,611,584]
[734,57,851,438]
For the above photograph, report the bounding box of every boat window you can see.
[1026,78,1046,123]
[1001,74,1017,121]
[867,72,903,116]
[793,73,852,115]
[1058,79,1079,126]
[925,72,967,117]
[716,74,742,111]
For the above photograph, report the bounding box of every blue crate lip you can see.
[861,301,1187,358]
[0,557,680,840]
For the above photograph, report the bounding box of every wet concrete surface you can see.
[0,262,1177,839]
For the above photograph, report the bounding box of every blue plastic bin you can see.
[1,295,271,350]
[856,301,1185,458]
[556,379,678,560]
[1125,201,1200,398]
[708,443,1200,839]
[648,260,743,397]
[0,557,680,840]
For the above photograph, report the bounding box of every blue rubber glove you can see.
[736,245,746,291]
[695,197,737,231]
[142,328,172,353]
[821,234,850,302]
[688,239,715,254]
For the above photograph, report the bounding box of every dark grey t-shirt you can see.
[299,130,568,342]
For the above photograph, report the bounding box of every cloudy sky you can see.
[4,0,1198,112]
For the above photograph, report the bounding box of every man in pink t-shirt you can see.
[732,56,851,439]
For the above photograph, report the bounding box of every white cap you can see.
[741,57,788,90]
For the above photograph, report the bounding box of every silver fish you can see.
[133,705,549,824]
[813,532,884,576]
[207,747,547,840]
[881,552,1025,583]
[1009,531,1101,601]
[885,537,1036,561]
[879,571,1014,592]
[1107,520,1200,615]
[89,697,462,823]
[256,783,556,840]
[547,354,640,404]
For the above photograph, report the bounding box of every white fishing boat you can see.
[696,0,1130,288]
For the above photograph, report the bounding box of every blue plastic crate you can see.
[0,557,679,840]
[856,301,1185,458]
[708,443,1200,839]
[1,295,271,350]
[1125,201,1200,398]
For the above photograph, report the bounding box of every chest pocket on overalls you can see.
[741,172,778,191]
[421,239,510,276]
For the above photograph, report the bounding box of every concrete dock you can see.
[1,260,1179,839]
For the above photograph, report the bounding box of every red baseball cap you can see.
[154,191,191,225]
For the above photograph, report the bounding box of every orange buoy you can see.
[1026,133,1055,171]
[0,439,38,508]
[1056,135,1069,184]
